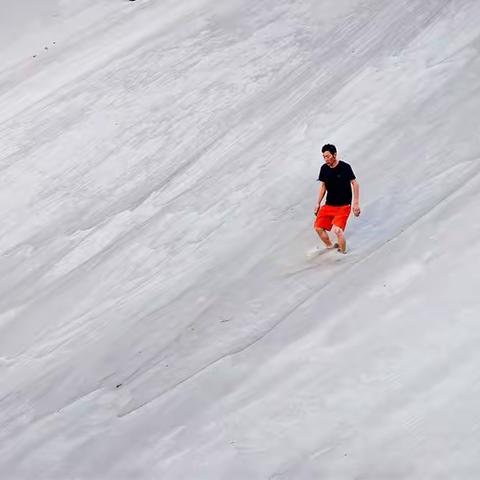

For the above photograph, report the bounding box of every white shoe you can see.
[306,245,323,258]
[306,243,338,258]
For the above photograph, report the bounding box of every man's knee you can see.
[332,225,344,236]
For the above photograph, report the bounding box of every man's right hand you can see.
[314,204,320,215]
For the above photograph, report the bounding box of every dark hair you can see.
[322,144,337,155]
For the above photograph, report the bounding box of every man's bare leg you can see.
[332,225,346,253]
[315,228,334,248]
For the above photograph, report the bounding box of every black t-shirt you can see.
[318,160,356,206]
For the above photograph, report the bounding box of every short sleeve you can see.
[318,165,327,182]
[346,163,356,180]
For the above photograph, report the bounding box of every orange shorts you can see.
[314,204,351,231]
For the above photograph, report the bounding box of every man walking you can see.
[313,144,360,254]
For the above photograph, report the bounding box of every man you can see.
[313,144,360,254]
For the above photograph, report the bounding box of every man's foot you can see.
[307,243,338,258]
[337,242,347,254]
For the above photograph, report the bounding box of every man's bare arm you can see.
[351,179,361,216]
[315,182,326,214]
